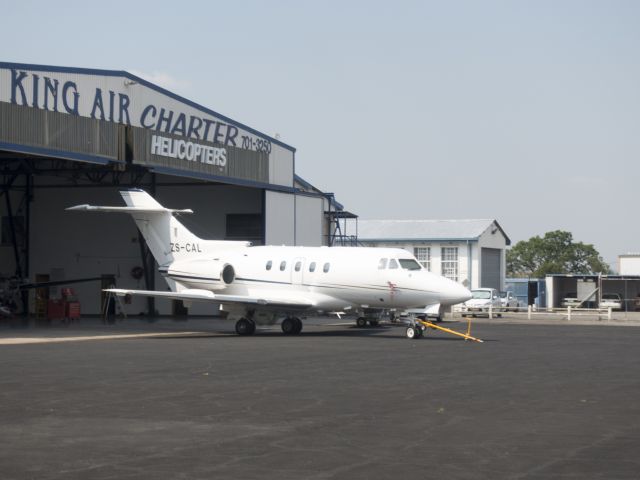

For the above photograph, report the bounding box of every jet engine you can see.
[166,259,235,291]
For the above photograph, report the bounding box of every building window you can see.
[441,247,458,282]
[413,247,430,271]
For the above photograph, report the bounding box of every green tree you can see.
[506,230,610,277]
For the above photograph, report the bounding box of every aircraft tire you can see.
[281,317,296,335]
[235,318,255,336]
[292,317,303,334]
[405,326,418,339]
[368,320,379,327]
[356,317,367,328]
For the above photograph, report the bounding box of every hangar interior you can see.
[0,62,346,319]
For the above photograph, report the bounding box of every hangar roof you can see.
[357,219,511,245]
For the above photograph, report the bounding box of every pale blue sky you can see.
[2,0,639,267]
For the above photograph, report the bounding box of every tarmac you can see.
[1,315,640,479]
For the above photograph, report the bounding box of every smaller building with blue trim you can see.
[358,219,511,290]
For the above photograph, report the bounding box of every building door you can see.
[481,248,501,290]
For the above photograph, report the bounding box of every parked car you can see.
[599,293,623,311]
[499,291,519,312]
[561,292,582,308]
[462,288,502,317]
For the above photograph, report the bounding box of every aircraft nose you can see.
[440,278,472,305]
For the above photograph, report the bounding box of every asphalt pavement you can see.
[1,317,639,479]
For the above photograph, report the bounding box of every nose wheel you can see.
[405,325,424,339]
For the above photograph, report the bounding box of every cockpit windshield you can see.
[398,259,422,271]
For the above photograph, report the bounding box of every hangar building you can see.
[357,219,511,291]
[0,62,344,317]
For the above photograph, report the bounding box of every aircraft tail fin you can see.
[67,189,249,267]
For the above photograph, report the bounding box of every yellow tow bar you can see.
[406,318,484,343]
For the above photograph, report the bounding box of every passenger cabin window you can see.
[295,261,302,272]
[323,262,330,273]
[399,259,422,271]
[280,261,286,271]
[378,258,388,269]
[309,262,316,272]
[266,260,272,271]
[389,259,399,269]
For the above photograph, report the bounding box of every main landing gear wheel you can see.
[235,318,256,336]
[356,317,367,327]
[281,317,303,335]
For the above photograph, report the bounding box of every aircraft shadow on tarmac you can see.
[146,324,488,341]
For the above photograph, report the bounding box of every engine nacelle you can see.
[207,260,235,287]
[167,259,235,290]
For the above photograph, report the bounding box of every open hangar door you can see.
[1,167,265,317]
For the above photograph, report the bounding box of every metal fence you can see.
[450,304,638,322]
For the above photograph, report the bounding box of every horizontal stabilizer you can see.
[66,205,193,214]
[104,288,314,309]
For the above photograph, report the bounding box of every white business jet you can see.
[68,189,471,335]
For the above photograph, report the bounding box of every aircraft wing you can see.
[104,288,314,310]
